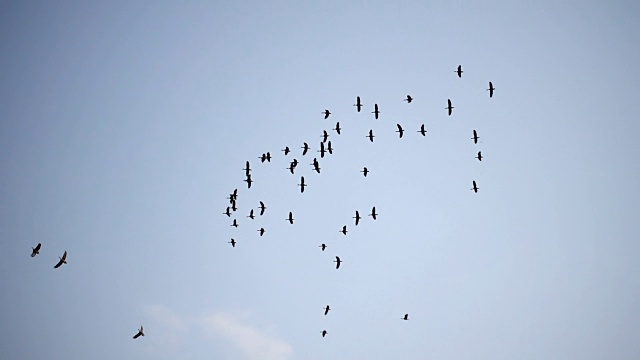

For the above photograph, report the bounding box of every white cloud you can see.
[143,304,188,350]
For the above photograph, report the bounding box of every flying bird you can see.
[487,81,495,98]
[286,211,294,224]
[244,175,253,188]
[455,65,463,78]
[258,228,265,236]
[404,95,413,103]
[282,146,290,156]
[353,211,361,226]
[319,244,327,251]
[287,163,296,174]
[231,201,238,212]
[247,209,255,219]
[311,158,321,173]
[298,176,307,193]
[324,305,331,315]
[259,201,266,216]
[228,238,236,247]
[318,142,326,158]
[321,330,328,337]
[367,129,375,142]
[133,326,144,339]
[31,243,41,257]
[402,314,409,321]
[369,206,378,220]
[372,103,380,119]
[321,130,329,143]
[333,122,341,135]
[476,151,483,161]
[327,141,333,155]
[54,250,67,269]
[333,256,342,269]
[472,130,479,144]
[340,225,348,235]
[353,96,362,112]
[223,207,231,217]
[243,161,251,176]
[396,124,404,138]
[471,180,479,193]
[301,142,309,156]
[323,109,331,119]
[265,152,271,162]
[231,219,239,228]
[418,124,427,136]
[259,153,266,163]
[446,99,454,116]
[361,167,369,177]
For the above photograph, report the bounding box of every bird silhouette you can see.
[133,326,144,339]
[287,163,296,174]
[228,238,236,247]
[367,129,375,142]
[224,207,231,217]
[487,81,495,98]
[333,256,342,269]
[446,99,454,116]
[323,109,331,119]
[31,243,41,257]
[472,130,479,144]
[475,151,483,161]
[247,209,255,219]
[282,146,290,156]
[259,201,266,216]
[361,167,369,177]
[324,305,331,315]
[286,211,294,224]
[333,122,341,135]
[298,176,307,193]
[231,201,238,212]
[353,211,361,226]
[327,141,333,155]
[372,103,380,119]
[404,95,413,103]
[340,225,348,235]
[321,130,329,143]
[301,143,309,156]
[319,244,327,251]
[402,314,409,321]
[318,142,326,158]
[321,330,328,337]
[265,152,271,162]
[231,219,239,228]
[353,96,362,112]
[455,65,463,78]
[259,153,266,163]
[369,206,378,220]
[396,124,404,138]
[244,175,253,189]
[471,180,479,193]
[418,124,427,136]
[243,161,251,176]
[54,250,67,269]
[258,228,265,236]
[311,158,321,173]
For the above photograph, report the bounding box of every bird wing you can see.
[61,251,67,261]
[35,243,41,251]
[325,307,329,315]
[54,257,64,268]
[335,257,341,269]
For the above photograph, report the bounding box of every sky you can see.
[1,1,640,359]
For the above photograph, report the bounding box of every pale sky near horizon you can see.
[1,2,640,359]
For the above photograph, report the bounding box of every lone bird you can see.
[418,124,427,136]
[446,99,454,116]
[133,326,144,339]
[54,250,67,269]
[258,228,265,236]
[247,209,255,219]
[340,225,348,235]
[321,330,328,338]
[475,151,483,161]
[324,305,331,315]
[282,146,290,156]
[396,124,404,138]
[31,243,41,257]
[333,256,342,269]
[353,211,361,226]
[223,206,231,217]
[487,81,495,98]
[323,109,331,119]
[286,211,294,224]
[319,244,327,251]
[372,103,380,119]
[353,96,362,112]
[321,130,329,143]
[455,65,463,78]
[327,141,333,155]
[402,314,409,321]
[367,129,375,143]
[259,201,266,215]
[361,167,369,177]
[298,176,307,193]
[243,161,251,176]
[231,219,239,228]
[472,130,479,144]
[404,95,413,103]
[228,238,236,247]
[333,122,341,135]
[301,142,309,156]
[471,180,479,193]
[369,206,378,220]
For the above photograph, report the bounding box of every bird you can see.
[333,122,341,135]
[265,152,271,162]
[311,158,321,173]
[471,180,479,193]
[369,206,378,220]
[31,243,41,257]
[301,142,309,156]
[319,244,327,251]
[333,256,342,269]
[361,167,369,177]
[396,124,404,138]
[247,209,255,219]
[367,129,375,142]
[282,146,290,156]
[290,158,299,168]
[402,314,409,321]
[243,161,251,176]
[229,188,238,201]
[321,130,329,143]
[455,65,463,78]
[228,238,236,247]
[244,175,253,189]
[231,201,238,212]
[353,211,361,226]
[54,250,67,269]
[418,124,427,136]
[327,141,333,155]
[318,142,326,158]
[321,330,328,337]
[231,219,239,228]
[258,228,265,236]
[287,163,296,174]
[323,109,331,119]
[353,96,362,112]
[472,130,479,144]
[223,207,231,217]
[133,326,144,339]
[446,99,454,116]
[372,103,380,119]
[404,95,413,103]
[259,201,266,216]
[487,81,495,98]
[259,153,266,163]
[324,305,331,315]
[476,151,483,161]
[340,225,348,235]
[298,176,307,193]
[286,211,294,224]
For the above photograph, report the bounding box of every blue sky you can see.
[1,1,639,359]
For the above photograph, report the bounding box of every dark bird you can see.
[353,96,362,112]
[231,201,238,212]
[247,209,255,219]
[323,109,331,119]
[396,124,404,138]
[312,161,321,174]
[318,142,326,158]
[259,201,266,216]
[223,207,231,217]
[266,152,271,162]
[321,130,329,143]
[287,211,294,224]
[327,141,333,155]
[282,146,290,156]
[228,238,236,247]
[244,175,253,189]
[402,314,409,321]
[230,188,238,200]
[361,167,369,177]
[291,158,299,167]
[259,153,266,163]
[298,176,307,193]
[367,129,375,142]
[369,206,378,220]
[258,228,265,236]
[372,103,380,119]
[287,163,296,174]
[54,250,67,269]
[417,124,427,136]
[243,161,251,176]
[133,326,144,339]
[324,305,331,315]
[231,219,239,228]
[476,151,483,161]
[301,142,309,156]
[471,180,479,193]
[455,65,463,78]
[487,81,495,98]
[472,130,479,144]
[353,211,361,226]
[333,122,341,135]
[319,244,327,251]
[446,99,454,116]
[340,225,348,235]
[321,330,328,338]
[404,95,413,103]
[333,256,342,269]
[31,243,41,257]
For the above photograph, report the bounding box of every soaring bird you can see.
[298,176,307,193]
[340,225,348,235]
[327,141,333,155]
[223,207,231,217]
[353,96,362,112]
[243,175,253,189]
[418,124,427,136]
[323,109,331,119]
[361,167,369,177]
[54,250,67,269]
[324,305,331,315]
[318,142,326,158]
[282,146,290,156]
[319,244,327,251]
[133,326,144,339]
[243,161,251,176]
[247,209,255,219]
[369,206,378,220]
[301,142,309,156]
[321,330,328,337]
[259,201,266,216]
[286,211,294,224]
[231,219,239,228]
[258,228,265,236]
[31,243,41,257]
[333,122,341,135]
[353,211,361,226]
[471,180,479,193]
[333,256,342,269]
[455,65,463,78]
[321,130,329,143]
[487,81,495,98]
[396,124,404,138]
[472,130,479,144]
[446,99,454,116]
[311,158,321,173]
[476,151,483,161]
[367,129,375,142]
[402,314,409,321]
[372,103,380,119]
[228,238,236,247]
[404,95,413,103]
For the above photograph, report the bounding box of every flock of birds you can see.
[28,64,493,341]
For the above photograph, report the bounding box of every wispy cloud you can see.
[143,304,188,350]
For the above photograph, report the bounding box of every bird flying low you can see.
[369,206,378,220]
[31,243,41,257]
[372,103,380,119]
[396,124,404,138]
[301,142,309,156]
[333,122,341,135]
[456,65,463,78]
[353,96,362,112]
[402,314,409,321]
[446,99,454,116]
[258,228,265,236]
[334,256,342,269]
[471,180,479,193]
[133,326,144,339]
[298,176,307,193]
[361,167,369,177]
[404,95,413,103]
[54,250,67,269]
[259,201,266,216]
[228,239,236,247]
[282,146,290,156]
[418,124,427,136]
[487,81,495,98]
[476,151,483,161]
[353,211,361,226]
[367,129,375,143]
[323,109,331,119]
[287,211,294,224]
[319,244,327,251]
[472,130,479,144]
[340,225,348,235]
[324,305,331,315]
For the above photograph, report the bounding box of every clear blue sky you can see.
[1,2,639,359]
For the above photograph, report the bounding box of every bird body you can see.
[133,326,144,339]
[353,96,362,112]
[361,167,369,177]
[327,141,333,155]
[243,161,251,176]
[244,175,253,188]
[446,99,454,116]
[282,146,290,155]
[319,244,327,251]
[321,130,329,143]
[396,124,404,138]
[31,243,41,257]
[472,130,479,144]
[487,81,495,97]
[353,211,361,226]
[287,211,294,224]
[247,209,255,219]
[471,180,479,193]
[324,305,331,315]
[369,206,378,220]
[404,95,413,103]
[418,124,427,136]
[231,219,239,228]
[334,256,342,269]
[372,103,380,119]
[224,207,231,217]
[229,239,236,247]
[258,228,265,236]
[367,129,375,142]
[298,176,307,193]
[402,314,409,321]
[456,65,463,78]
[333,122,341,134]
[476,151,483,161]
[340,225,348,235]
[323,109,331,119]
[301,143,309,156]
